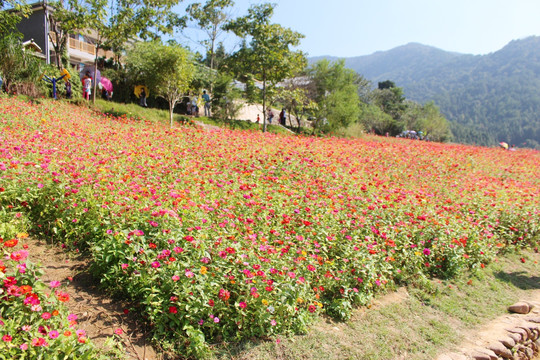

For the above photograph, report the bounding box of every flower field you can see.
[1,96,539,357]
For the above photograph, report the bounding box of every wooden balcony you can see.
[48,32,118,61]
[68,37,96,56]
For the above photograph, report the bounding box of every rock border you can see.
[437,301,540,360]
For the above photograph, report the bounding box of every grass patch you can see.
[212,251,539,360]
[91,99,292,134]
[195,116,293,135]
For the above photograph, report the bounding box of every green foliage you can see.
[308,59,361,130]
[408,102,452,142]
[39,64,82,100]
[0,0,30,34]
[0,32,43,96]
[47,0,87,69]
[211,73,243,122]
[186,0,234,72]
[372,81,406,121]
[358,103,395,135]
[126,41,194,126]
[274,86,317,130]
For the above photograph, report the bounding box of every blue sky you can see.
[177,0,540,57]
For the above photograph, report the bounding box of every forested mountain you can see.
[312,37,540,148]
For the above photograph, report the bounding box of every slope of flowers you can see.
[1,96,539,357]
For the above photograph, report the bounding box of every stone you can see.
[447,353,468,360]
[528,317,540,323]
[508,332,522,343]
[469,350,491,360]
[435,354,454,360]
[476,348,498,360]
[523,301,535,311]
[518,326,532,339]
[509,302,530,314]
[487,341,514,359]
[499,336,516,348]
[508,327,528,342]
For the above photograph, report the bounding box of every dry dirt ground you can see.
[27,237,540,360]
[27,238,159,360]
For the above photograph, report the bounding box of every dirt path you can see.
[27,238,159,360]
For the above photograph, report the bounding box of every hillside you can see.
[312,37,540,148]
[2,96,539,359]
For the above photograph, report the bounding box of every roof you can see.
[22,39,42,52]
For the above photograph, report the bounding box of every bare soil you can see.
[26,238,159,360]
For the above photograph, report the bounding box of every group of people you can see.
[185,90,212,116]
[265,108,287,126]
[81,71,112,101]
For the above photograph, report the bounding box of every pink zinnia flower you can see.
[32,337,47,347]
[10,250,29,262]
[41,312,51,320]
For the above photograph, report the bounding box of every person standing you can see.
[267,108,274,124]
[82,72,92,101]
[139,87,147,107]
[191,96,199,116]
[202,90,211,117]
[279,108,286,126]
[65,80,72,99]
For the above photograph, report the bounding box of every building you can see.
[15,1,114,69]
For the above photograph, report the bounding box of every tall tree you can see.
[308,59,361,130]
[372,80,406,122]
[186,0,233,73]
[126,41,194,127]
[225,3,306,132]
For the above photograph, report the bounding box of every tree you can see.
[126,41,194,127]
[225,3,306,132]
[307,59,361,130]
[414,101,452,142]
[69,0,185,103]
[372,80,407,122]
[211,73,243,123]
[359,103,395,135]
[0,0,30,34]
[186,0,233,74]
[276,84,316,131]
[47,0,86,69]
